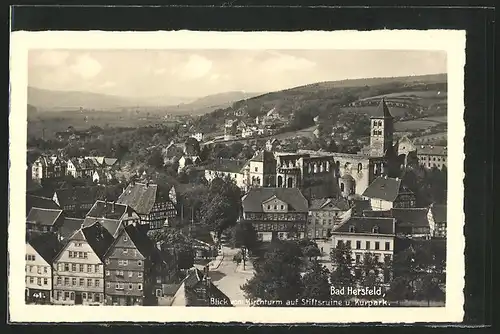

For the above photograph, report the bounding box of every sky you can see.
[28,49,447,98]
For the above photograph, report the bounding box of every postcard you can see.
[9,30,465,323]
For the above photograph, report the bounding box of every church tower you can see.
[369,98,394,157]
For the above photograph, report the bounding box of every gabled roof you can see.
[54,186,105,206]
[59,217,84,240]
[372,97,393,119]
[26,207,63,226]
[242,188,308,212]
[335,217,395,235]
[309,198,350,211]
[83,217,124,237]
[352,199,372,215]
[250,150,275,162]
[86,200,129,220]
[28,233,64,264]
[26,195,60,215]
[431,204,447,223]
[391,208,430,228]
[80,222,115,261]
[123,224,160,259]
[362,176,412,202]
[116,182,164,215]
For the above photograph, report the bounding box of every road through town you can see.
[209,247,254,307]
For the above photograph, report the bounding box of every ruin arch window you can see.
[277,176,283,187]
[287,177,293,188]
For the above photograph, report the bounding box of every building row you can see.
[31,155,119,182]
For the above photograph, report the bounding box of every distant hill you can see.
[195,73,447,133]
[187,91,262,108]
[163,91,263,116]
[27,87,261,114]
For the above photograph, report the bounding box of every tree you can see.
[232,221,258,252]
[233,251,243,266]
[199,176,242,238]
[242,240,304,305]
[301,260,331,302]
[303,244,321,261]
[148,228,195,270]
[386,276,413,305]
[415,275,445,306]
[147,149,164,169]
[330,242,355,299]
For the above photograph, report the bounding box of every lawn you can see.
[341,106,410,117]
[421,115,447,123]
[394,119,444,131]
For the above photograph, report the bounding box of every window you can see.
[346,240,351,248]
[385,242,390,251]
[79,264,83,272]
[106,270,110,276]
[70,292,75,300]
[64,277,69,286]
[138,272,143,278]
[83,292,87,300]
[87,265,92,273]
[29,277,34,284]
[44,267,48,274]
[87,279,92,287]
[375,242,380,250]
[124,235,128,241]
[64,292,70,300]
[348,225,355,233]
[129,284,133,290]
[372,226,379,233]
[106,282,110,288]
[64,264,69,271]
[43,278,48,285]
[356,241,361,249]
[95,294,100,303]
[116,283,124,290]
[56,291,62,300]
[79,278,84,286]
[128,271,133,277]
[138,284,143,291]
[123,249,128,254]
[366,241,370,250]
[106,259,110,265]
[95,279,100,287]
[137,261,142,266]
[71,264,76,272]
[156,289,162,297]
[84,253,88,259]
[57,277,62,285]
[72,278,76,286]
[355,254,361,263]
[254,167,258,172]
[280,205,284,210]
[69,251,73,258]
[37,277,41,285]
[95,265,100,273]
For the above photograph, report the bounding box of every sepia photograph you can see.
[9,30,465,323]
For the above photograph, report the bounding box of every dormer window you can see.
[372,226,379,233]
[349,225,356,233]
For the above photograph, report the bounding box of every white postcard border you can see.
[9,30,465,323]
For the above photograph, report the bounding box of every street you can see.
[208,247,254,307]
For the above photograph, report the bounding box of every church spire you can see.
[376,97,393,118]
